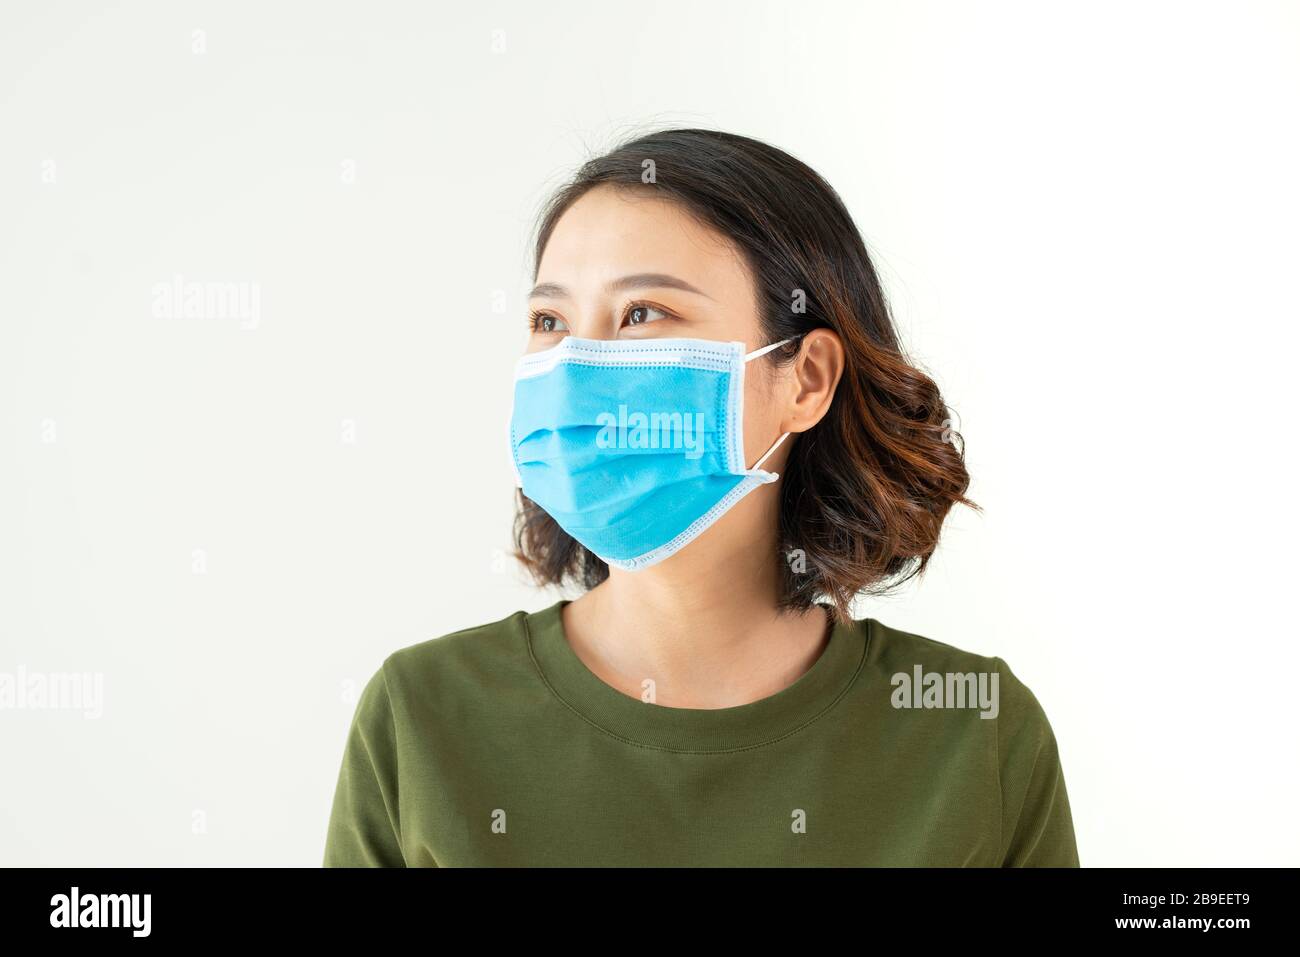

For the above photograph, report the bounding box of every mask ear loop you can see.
[741,334,802,480]
[743,337,796,362]
[748,431,791,478]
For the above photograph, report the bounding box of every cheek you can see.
[740,371,782,465]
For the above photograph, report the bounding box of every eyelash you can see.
[528,300,676,333]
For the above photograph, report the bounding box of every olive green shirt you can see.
[323,601,1079,866]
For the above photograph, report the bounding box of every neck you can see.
[563,502,829,709]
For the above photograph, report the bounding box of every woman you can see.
[323,129,1079,867]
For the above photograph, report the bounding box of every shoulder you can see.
[352,605,548,720]
[384,607,532,677]
[865,617,1000,675]
[862,620,1077,866]
[863,617,1054,729]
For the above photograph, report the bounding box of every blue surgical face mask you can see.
[509,334,798,571]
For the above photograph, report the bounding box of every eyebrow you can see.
[528,273,713,301]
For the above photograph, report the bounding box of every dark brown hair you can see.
[513,128,976,622]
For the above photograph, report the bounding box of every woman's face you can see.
[527,183,793,477]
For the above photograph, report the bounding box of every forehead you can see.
[536,184,755,295]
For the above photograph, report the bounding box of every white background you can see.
[1,0,1297,866]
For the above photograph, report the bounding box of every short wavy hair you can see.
[513,128,976,622]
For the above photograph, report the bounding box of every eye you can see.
[529,311,569,334]
[623,302,671,327]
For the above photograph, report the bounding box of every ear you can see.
[782,329,844,433]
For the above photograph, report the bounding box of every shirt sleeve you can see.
[323,661,407,867]
[992,656,1080,867]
